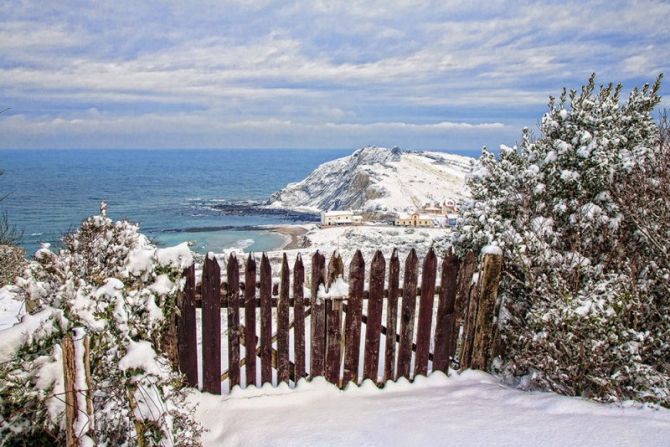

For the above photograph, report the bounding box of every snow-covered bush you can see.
[452,75,670,407]
[0,244,25,288]
[0,207,202,445]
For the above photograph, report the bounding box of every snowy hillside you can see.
[267,146,473,215]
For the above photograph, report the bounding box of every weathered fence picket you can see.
[178,264,198,387]
[277,254,291,384]
[293,255,306,380]
[397,249,418,380]
[363,251,385,382]
[460,276,480,369]
[310,251,326,377]
[414,248,437,377]
[432,251,459,373]
[383,250,400,382]
[343,250,364,385]
[202,254,221,394]
[244,254,257,387]
[260,254,273,385]
[176,247,503,395]
[325,253,344,386]
[453,251,477,361]
[227,254,241,389]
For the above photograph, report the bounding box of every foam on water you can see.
[234,238,255,250]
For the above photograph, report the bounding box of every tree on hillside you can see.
[0,170,23,246]
[0,167,25,286]
[453,74,669,407]
[0,108,22,246]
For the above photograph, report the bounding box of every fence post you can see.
[62,329,94,447]
[470,251,503,370]
[63,335,76,446]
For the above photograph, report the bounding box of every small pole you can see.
[62,335,77,447]
[62,330,95,447]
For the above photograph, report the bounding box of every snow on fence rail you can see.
[175,248,503,394]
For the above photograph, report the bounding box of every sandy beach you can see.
[271,225,311,250]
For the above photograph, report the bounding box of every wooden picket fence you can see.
[175,248,503,394]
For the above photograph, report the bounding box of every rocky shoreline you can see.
[209,202,320,222]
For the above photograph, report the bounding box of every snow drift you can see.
[192,370,670,447]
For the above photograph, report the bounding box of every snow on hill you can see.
[267,146,473,216]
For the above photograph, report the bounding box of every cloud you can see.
[0,21,84,51]
[0,112,508,150]
[0,0,668,149]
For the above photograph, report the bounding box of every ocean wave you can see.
[234,238,255,250]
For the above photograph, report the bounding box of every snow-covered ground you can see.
[191,370,670,447]
[0,285,24,331]
[216,224,450,285]
[268,146,473,215]
[301,224,447,261]
[3,251,670,447]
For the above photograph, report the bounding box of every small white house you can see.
[321,210,363,226]
[394,212,435,227]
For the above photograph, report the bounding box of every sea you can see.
[0,148,478,256]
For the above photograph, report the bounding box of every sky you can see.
[0,0,669,152]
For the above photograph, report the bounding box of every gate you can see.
[176,248,503,394]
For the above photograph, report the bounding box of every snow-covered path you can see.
[191,370,670,446]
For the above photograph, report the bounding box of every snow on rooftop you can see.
[397,213,435,220]
[322,210,355,216]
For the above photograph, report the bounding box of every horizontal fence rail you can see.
[175,248,502,394]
